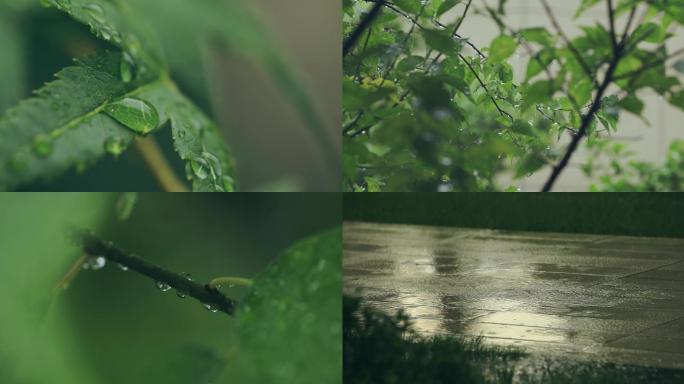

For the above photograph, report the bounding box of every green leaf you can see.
[519,27,555,47]
[489,35,517,63]
[219,227,341,384]
[422,29,462,55]
[436,0,461,17]
[575,0,602,18]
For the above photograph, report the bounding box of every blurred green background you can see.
[0,193,340,383]
[344,193,684,238]
[0,0,340,191]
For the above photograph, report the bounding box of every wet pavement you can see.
[343,221,684,369]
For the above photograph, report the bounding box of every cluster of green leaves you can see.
[343,0,684,191]
[583,139,684,191]
[0,0,328,191]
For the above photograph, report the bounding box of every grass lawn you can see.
[344,193,684,238]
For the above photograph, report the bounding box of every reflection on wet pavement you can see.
[343,221,684,369]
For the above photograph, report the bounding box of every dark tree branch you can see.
[607,0,619,52]
[541,45,624,192]
[81,233,237,316]
[343,2,384,57]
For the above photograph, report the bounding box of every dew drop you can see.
[103,98,160,135]
[33,134,54,158]
[182,272,192,281]
[120,52,136,83]
[117,263,129,271]
[176,291,187,299]
[83,256,106,270]
[104,136,126,157]
[156,281,171,292]
[202,303,218,313]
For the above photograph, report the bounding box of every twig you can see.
[134,136,190,192]
[539,0,599,88]
[54,253,88,293]
[541,45,624,192]
[344,2,383,57]
[607,0,618,52]
[429,0,474,67]
[81,233,237,315]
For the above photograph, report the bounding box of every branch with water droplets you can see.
[80,233,237,315]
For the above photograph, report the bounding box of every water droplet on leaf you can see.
[104,98,160,135]
[33,134,54,158]
[156,281,171,292]
[83,256,106,270]
[203,303,218,313]
[120,52,136,83]
[176,291,187,299]
[104,136,126,157]
[117,263,129,271]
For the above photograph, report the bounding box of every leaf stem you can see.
[208,277,253,290]
[134,136,190,192]
[81,233,238,316]
[53,253,88,293]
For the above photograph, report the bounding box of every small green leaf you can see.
[489,35,517,63]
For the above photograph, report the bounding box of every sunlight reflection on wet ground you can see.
[343,221,684,369]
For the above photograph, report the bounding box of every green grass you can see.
[343,193,684,238]
[344,296,684,384]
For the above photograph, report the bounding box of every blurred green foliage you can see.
[343,0,684,191]
[344,295,684,384]
[0,193,340,383]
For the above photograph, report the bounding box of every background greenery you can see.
[0,193,340,383]
[344,193,684,237]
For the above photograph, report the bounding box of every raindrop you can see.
[176,291,187,299]
[104,136,125,157]
[182,272,192,281]
[83,256,106,270]
[120,52,136,83]
[103,98,160,135]
[33,134,54,158]
[203,303,219,313]
[117,263,129,271]
[156,281,171,292]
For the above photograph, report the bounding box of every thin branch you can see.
[460,54,513,121]
[134,137,190,192]
[429,0,474,67]
[607,0,619,52]
[54,253,88,293]
[539,0,599,88]
[621,6,638,43]
[81,233,237,315]
[344,2,384,57]
[541,45,625,192]
[613,46,684,81]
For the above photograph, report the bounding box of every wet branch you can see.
[343,2,383,57]
[81,233,237,315]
